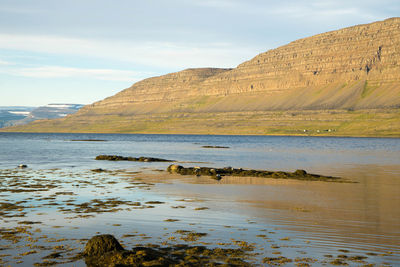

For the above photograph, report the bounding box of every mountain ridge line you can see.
[3,17,400,136]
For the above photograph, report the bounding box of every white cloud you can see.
[0,65,153,82]
[235,1,381,21]
[187,0,384,22]
[0,59,14,65]
[0,34,259,70]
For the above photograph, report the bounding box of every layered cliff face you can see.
[95,68,231,107]
[222,17,399,94]
[78,17,400,116]
[3,18,400,136]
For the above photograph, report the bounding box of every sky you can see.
[0,0,399,106]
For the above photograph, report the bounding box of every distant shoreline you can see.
[1,109,398,138]
[1,131,399,138]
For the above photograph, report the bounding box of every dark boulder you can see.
[83,235,251,266]
[84,234,124,257]
[294,169,307,176]
[167,164,183,172]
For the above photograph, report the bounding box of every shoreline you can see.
[1,130,400,138]
[1,109,399,138]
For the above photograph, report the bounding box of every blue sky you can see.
[0,0,399,106]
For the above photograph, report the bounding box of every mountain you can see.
[28,104,84,120]
[0,106,35,128]
[3,18,400,136]
[0,104,84,128]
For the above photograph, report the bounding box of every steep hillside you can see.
[3,18,400,136]
[78,17,400,116]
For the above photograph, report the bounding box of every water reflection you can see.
[153,164,400,256]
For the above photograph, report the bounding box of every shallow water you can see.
[1,132,400,171]
[0,133,399,266]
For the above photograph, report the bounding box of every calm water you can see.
[1,132,399,172]
[0,133,399,266]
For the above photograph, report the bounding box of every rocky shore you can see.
[83,234,251,266]
[0,166,394,266]
[167,164,345,182]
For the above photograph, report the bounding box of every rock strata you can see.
[77,17,400,115]
[3,18,400,135]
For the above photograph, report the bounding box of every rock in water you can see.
[18,164,27,168]
[95,155,173,162]
[83,234,251,266]
[167,165,344,182]
[214,174,222,180]
[84,234,124,256]
[167,164,183,172]
[294,169,307,176]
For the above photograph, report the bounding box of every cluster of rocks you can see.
[95,155,173,162]
[83,234,250,266]
[167,164,341,182]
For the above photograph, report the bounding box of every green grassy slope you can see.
[3,109,399,137]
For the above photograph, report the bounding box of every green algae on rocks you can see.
[167,164,345,182]
[83,234,251,267]
[84,235,124,257]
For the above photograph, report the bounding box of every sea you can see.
[0,132,399,266]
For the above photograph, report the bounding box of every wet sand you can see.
[0,165,399,266]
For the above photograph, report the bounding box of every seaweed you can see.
[167,164,345,182]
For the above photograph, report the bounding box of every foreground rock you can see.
[95,155,173,162]
[84,234,124,257]
[167,164,343,182]
[83,234,251,266]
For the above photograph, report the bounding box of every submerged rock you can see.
[167,165,342,182]
[95,155,173,162]
[168,164,183,172]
